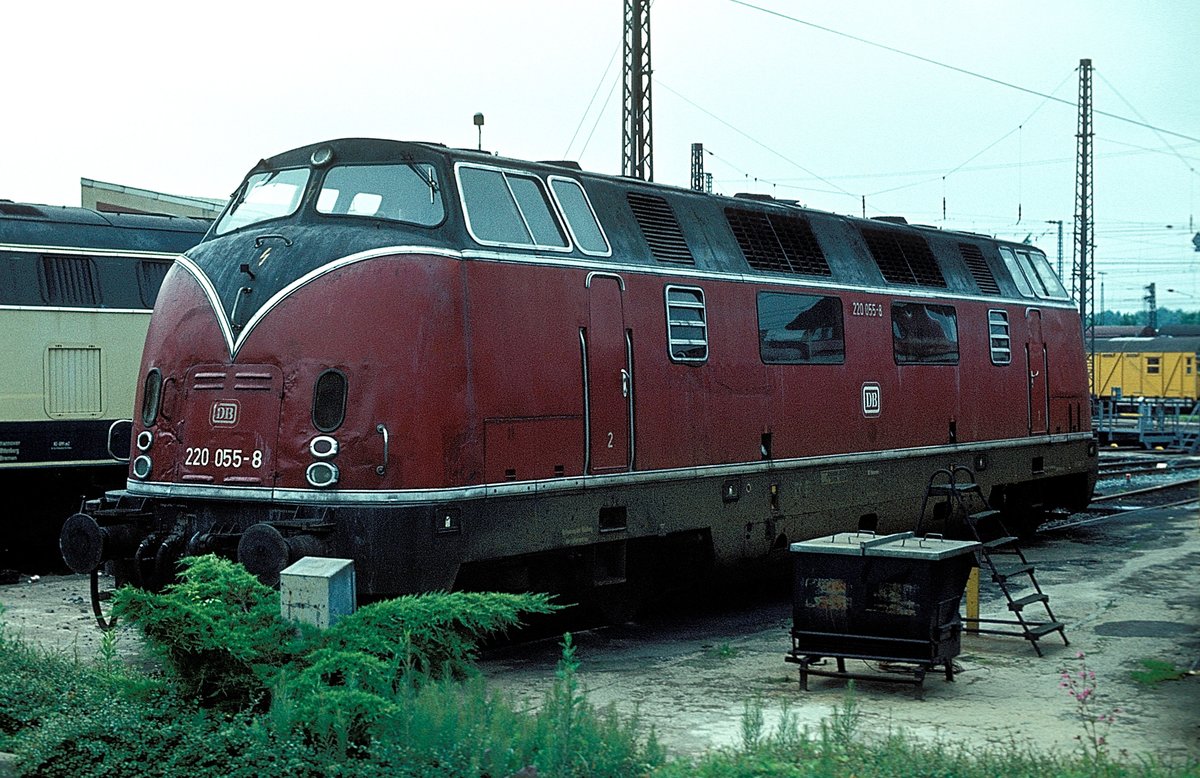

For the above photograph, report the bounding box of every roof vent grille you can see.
[626,192,693,264]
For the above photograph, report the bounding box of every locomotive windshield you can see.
[316,163,444,226]
[214,168,310,236]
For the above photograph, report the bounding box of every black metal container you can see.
[789,531,979,667]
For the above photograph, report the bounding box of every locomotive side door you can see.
[583,273,633,473]
[1025,308,1049,434]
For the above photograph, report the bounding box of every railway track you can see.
[1040,477,1199,534]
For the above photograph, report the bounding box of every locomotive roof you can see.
[215,137,1070,307]
[257,137,1025,250]
[0,200,210,253]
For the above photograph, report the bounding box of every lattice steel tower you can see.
[691,143,705,191]
[622,0,653,181]
[1072,59,1094,335]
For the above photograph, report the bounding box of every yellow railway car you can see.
[1089,336,1200,400]
[0,201,208,567]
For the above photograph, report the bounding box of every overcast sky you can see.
[4,0,1197,311]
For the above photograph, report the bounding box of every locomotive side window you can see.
[665,285,708,362]
[997,246,1034,297]
[548,177,611,256]
[892,302,958,365]
[312,369,348,432]
[756,292,844,364]
[1021,249,1070,300]
[458,165,569,250]
[214,168,310,236]
[988,309,1012,365]
[317,164,444,226]
[39,255,99,307]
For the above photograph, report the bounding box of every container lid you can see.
[865,534,980,560]
[789,531,979,559]
[789,531,903,557]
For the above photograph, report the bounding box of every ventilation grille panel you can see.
[958,243,1000,295]
[45,346,102,416]
[626,192,693,264]
[726,208,830,276]
[41,255,99,306]
[860,228,946,288]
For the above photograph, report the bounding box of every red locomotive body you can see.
[61,138,1096,605]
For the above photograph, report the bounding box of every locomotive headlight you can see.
[132,455,152,479]
[309,436,339,459]
[306,461,339,488]
[136,430,154,452]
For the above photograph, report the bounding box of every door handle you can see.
[620,368,630,398]
[376,423,389,475]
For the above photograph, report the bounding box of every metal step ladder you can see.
[1175,401,1200,454]
[917,465,1068,657]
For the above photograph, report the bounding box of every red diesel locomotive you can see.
[60,138,1096,607]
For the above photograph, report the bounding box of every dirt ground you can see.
[1,501,1197,764]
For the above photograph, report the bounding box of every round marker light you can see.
[136,430,154,452]
[132,455,152,479]
[310,146,334,166]
[306,461,339,488]
[309,436,339,459]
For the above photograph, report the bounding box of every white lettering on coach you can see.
[211,400,240,427]
[861,382,881,417]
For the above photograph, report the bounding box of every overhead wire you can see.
[564,44,621,159]
[656,79,859,199]
[726,0,1200,144]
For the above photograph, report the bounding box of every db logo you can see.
[861,383,881,417]
[210,400,240,427]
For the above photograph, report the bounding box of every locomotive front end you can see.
[61,139,469,593]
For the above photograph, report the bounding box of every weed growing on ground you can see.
[1060,651,1121,766]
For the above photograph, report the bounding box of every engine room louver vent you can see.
[859,228,946,288]
[137,259,172,309]
[958,242,1000,295]
[40,255,99,306]
[726,208,831,276]
[626,192,694,265]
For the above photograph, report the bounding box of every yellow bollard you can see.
[965,566,980,625]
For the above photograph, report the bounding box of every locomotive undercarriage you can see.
[60,435,1096,613]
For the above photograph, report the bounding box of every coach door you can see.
[582,273,633,473]
[1025,309,1049,435]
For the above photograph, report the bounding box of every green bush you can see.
[111,555,301,710]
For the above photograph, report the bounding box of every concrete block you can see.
[279,556,356,629]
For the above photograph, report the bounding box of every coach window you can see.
[998,247,1034,297]
[1146,356,1161,375]
[458,165,570,250]
[549,176,611,256]
[316,164,444,226]
[214,168,310,236]
[988,310,1012,365]
[665,285,708,362]
[756,292,844,364]
[892,302,958,365]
